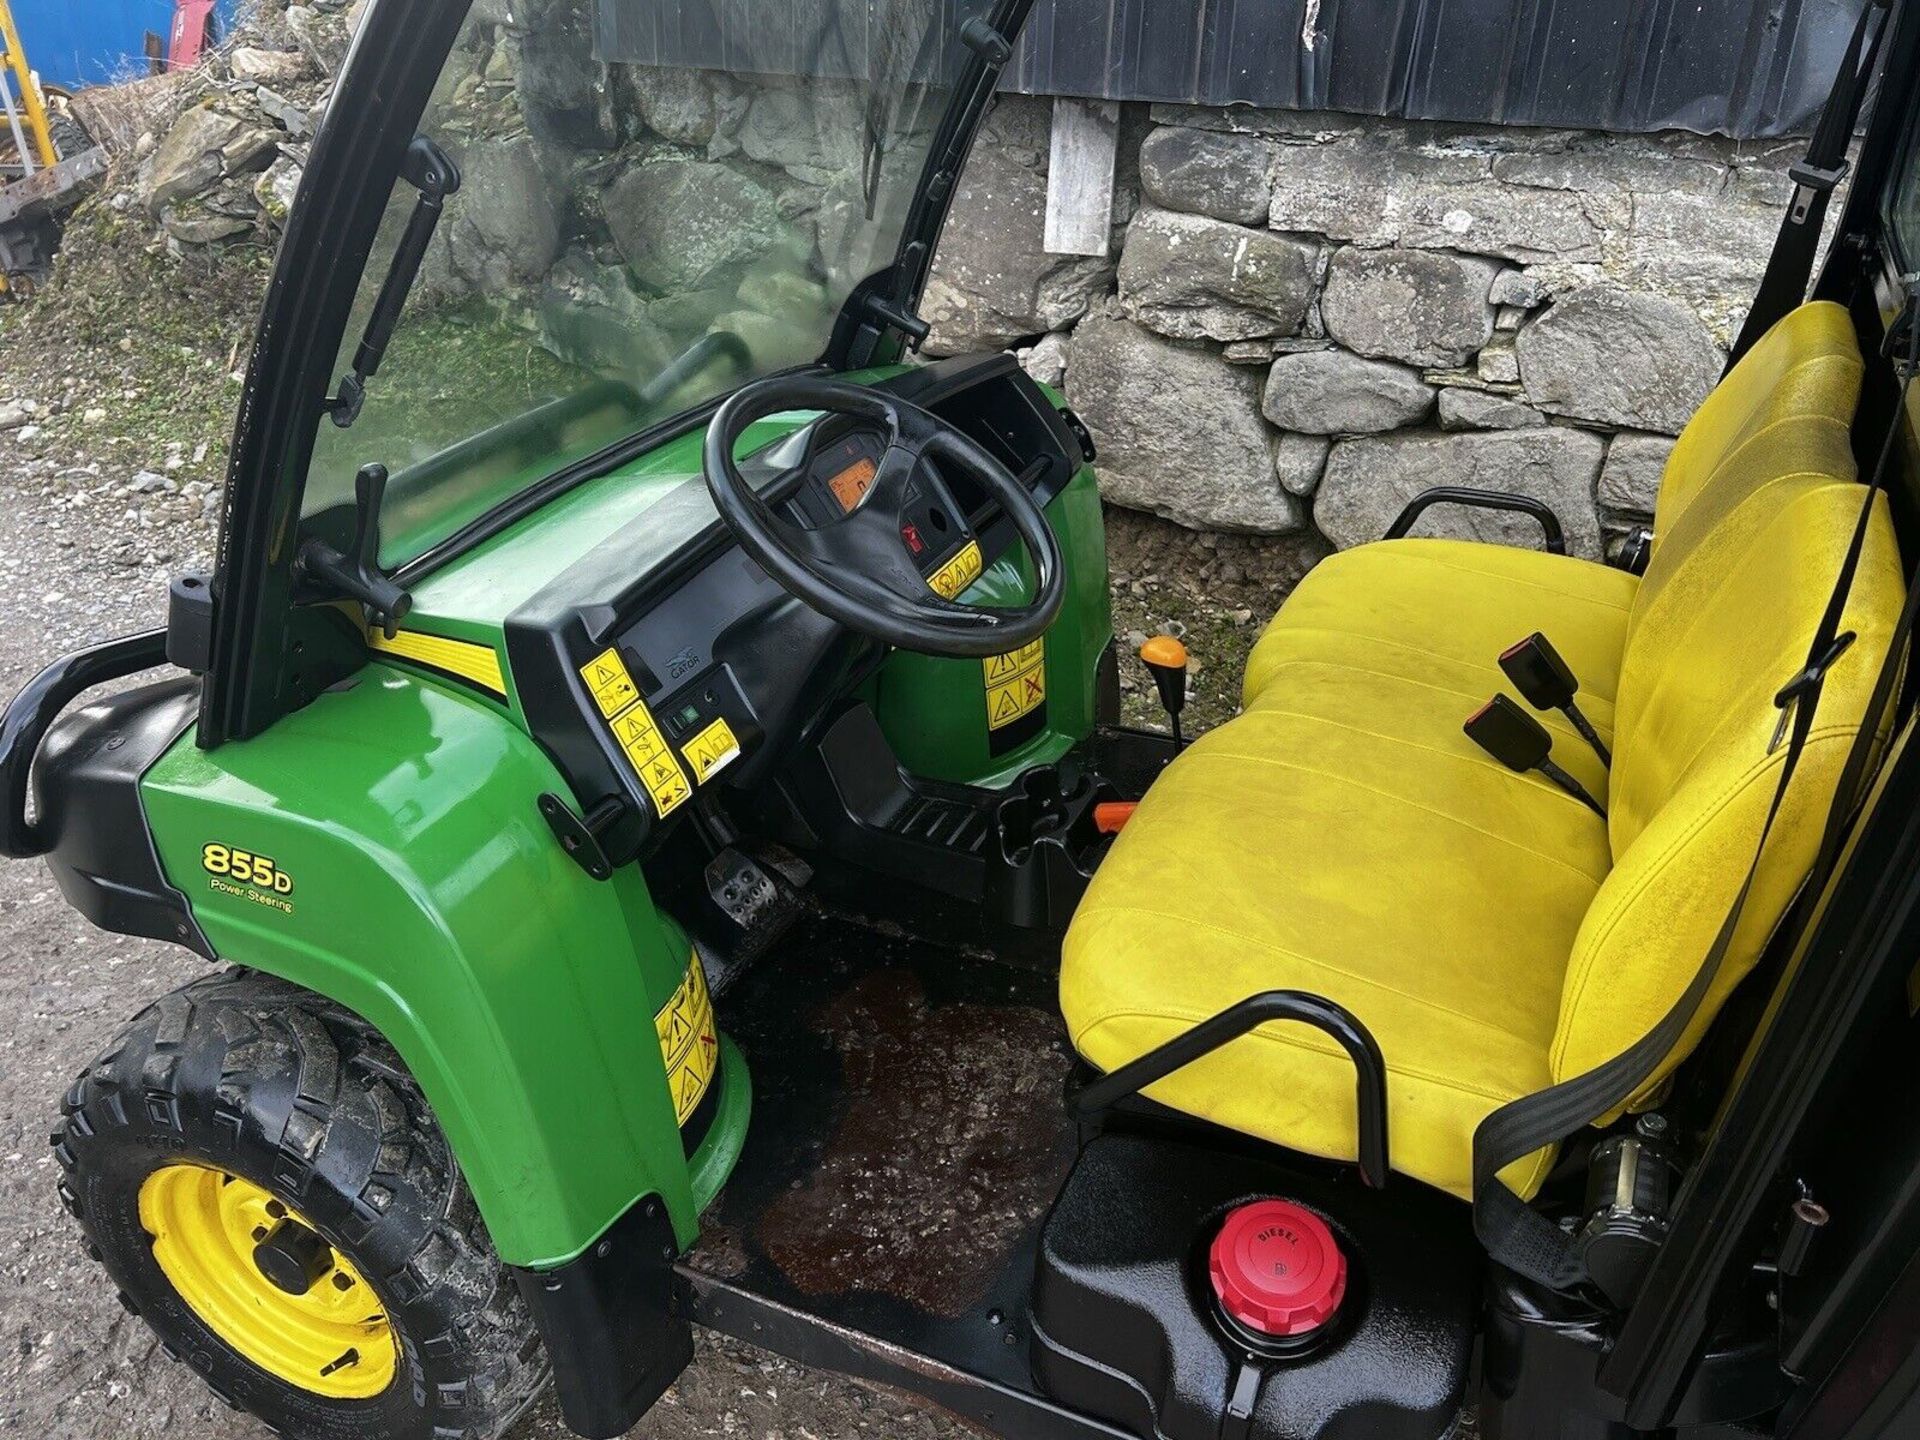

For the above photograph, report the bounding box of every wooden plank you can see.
[1043,95,1119,258]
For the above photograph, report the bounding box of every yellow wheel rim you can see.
[138,1163,399,1399]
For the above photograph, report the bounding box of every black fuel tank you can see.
[1031,1133,1477,1440]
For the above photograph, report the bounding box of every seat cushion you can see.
[1245,539,1641,802]
[1063,542,1635,1201]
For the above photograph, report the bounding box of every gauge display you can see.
[828,456,878,513]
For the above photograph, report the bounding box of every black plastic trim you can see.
[511,1196,692,1440]
[30,675,213,958]
[1,629,170,858]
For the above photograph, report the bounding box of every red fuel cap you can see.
[1209,1200,1347,1339]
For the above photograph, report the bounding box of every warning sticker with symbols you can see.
[654,954,720,1126]
[580,649,692,818]
[579,648,640,719]
[927,540,984,601]
[683,716,741,785]
[983,638,1047,731]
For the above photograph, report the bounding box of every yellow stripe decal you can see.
[367,628,508,697]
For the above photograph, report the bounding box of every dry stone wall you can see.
[926,97,1815,556]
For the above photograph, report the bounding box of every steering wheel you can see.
[703,376,1066,658]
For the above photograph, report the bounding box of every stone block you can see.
[1117,208,1318,342]
[1517,286,1723,434]
[1320,247,1502,367]
[1275,433,1332,497]
[1137,125,1275,225]
[1317,428,1605,556]
[1598,432,1676,516]
[1262,349,1435,434]
[1436,387,1546,430]
[1066,314,1299,532]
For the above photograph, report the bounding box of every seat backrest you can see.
[1550,303,1905,1095]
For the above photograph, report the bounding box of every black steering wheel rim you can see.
[702,375,1067,658]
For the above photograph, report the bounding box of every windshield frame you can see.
[202,0,1035,746]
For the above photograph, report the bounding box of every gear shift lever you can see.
[1141,636,1189,751]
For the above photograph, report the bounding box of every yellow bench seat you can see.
[1062,302,1902,1202]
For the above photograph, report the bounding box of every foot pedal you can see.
[703,847,805,975]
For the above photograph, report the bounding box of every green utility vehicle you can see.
[9,1,1920,1437]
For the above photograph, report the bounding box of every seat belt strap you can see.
[1473,287,1920,1291]
[1727,0,1889,369]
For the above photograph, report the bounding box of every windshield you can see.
[305,0,990,569]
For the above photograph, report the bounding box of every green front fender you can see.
[142,665,746,1268]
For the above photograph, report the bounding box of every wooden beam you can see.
[1044,96,1119,258]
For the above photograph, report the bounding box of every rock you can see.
[253,156,303,226]
[1016,332,1070,389]
[737,78,865,185]
[161,207,254,244]
[923,98,1113,354]
[1066,314,1297,532]
[1495,305,1528,333]
[1489,268,1547,308]
[1261,349,1434,434]
[143,107,245,213]
[1477,338,1521,384]
[604,157,779,293]
[1116,208,1317,342]
[625,65,736,148]
[228,47,312,86]
[282,4,353,74]
[0,401,29,430]
[1437,387,1546,430]
[1137,126,1274,225]
[129,470,169,494]
[1221,339,1276,365]
[514,0,612,148]
[1275,433,1332,497]
[1320,247,1501,368]
[1517,287,1723,434]
[430,138,562,293]
[1317,428,1606,557]
[1598,432,1676,515]
[1268,137,1603,264]
[253,86,314,136]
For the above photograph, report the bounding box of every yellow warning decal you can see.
[579,648,639,719]
[927,540,984,601]
[655,953,720,1126]
[580,648,692,818]
[983,638,1047,730]
[368,628,507,697]
[683,716,741,785]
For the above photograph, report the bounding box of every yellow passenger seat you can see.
[1060,302,1903,1201]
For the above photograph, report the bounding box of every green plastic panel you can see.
[143,665,749,1268]
[868,465,1112,787]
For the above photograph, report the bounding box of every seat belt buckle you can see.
[1788,159,1850,222]
[1771,631,1857,752]
[1499,632,1612,768]
[1464,695,1606,817]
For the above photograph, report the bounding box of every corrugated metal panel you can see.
[12,0,240,90]
[597,0,1867,137]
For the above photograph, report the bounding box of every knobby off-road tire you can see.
[51,969,548,1439]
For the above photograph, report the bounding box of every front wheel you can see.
[52,970,547,1439]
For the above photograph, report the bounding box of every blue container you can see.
[10,0,240,92]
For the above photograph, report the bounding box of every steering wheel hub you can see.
[702,377,1067,658]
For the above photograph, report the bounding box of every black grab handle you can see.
[0,629,170,858]
[1384,486,1567,554]
[1072,990,1391,1189]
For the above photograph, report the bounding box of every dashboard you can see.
[502,353,1092,864]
